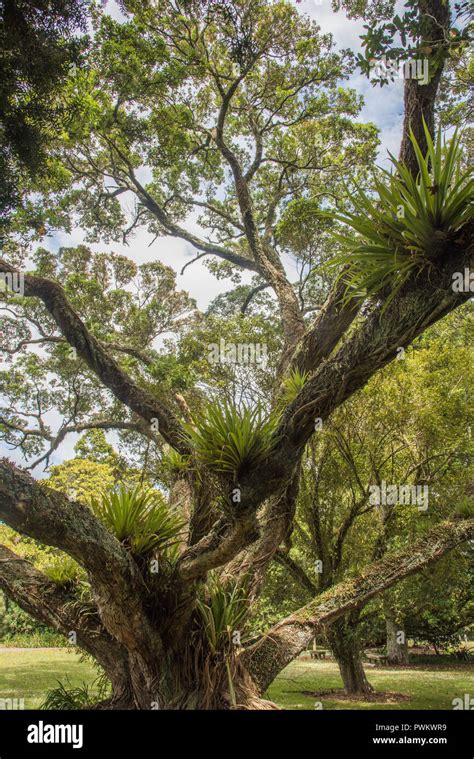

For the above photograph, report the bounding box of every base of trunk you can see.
[328,618,374,696]
[94,651,281,710]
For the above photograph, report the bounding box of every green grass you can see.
[0,631,67,648]
[266,659,474,710]
[0,649,99,709]
[0,649,472,710]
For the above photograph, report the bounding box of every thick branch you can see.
[178,509,260,582]
[290,274,361,375]
[279,237,473,460]
[0,260,188,453]
[0,460,160,655]
[242,518,474,692]
[0,544,123,668]
[399,0,450,174]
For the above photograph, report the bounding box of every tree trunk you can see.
[328,617,373,696]
[0,462,472,709]
[94,649,278,711]
[385,604,409,666]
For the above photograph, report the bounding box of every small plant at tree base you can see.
[330,123,473,307]
[90,485,185,557]
[196,573,249,654]
[193,575,253,709]
[41,679,95,710]
[183,401,278,476]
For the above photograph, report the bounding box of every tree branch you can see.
[273,549,316,595]
[0,260,188,453]
[0,459,161,656]
[278,236,473,459]
[399,0,450,174]
[0,543,123,667]
[242,518,474,692]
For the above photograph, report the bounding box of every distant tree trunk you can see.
[327,616,374,696]
[385,604,409,666]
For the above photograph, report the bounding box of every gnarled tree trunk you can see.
[327,615,373,695]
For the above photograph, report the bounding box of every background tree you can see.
[0,0,89,230]
[259,308,472,693]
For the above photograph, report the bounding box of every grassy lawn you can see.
[0,648,472,709]
[266,658,474,710]
[0,648,98,709]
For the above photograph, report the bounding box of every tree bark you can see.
[0,543,135,706]
[328,617,373,696]
[398,0,450,174]
[385,601,409,666]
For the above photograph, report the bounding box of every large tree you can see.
[0,0,472,709]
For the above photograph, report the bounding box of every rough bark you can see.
[0,459,161,659]
[399,0,450,174]
[328,616,373,695]
[0,544,132,706]
[289,274,361,376]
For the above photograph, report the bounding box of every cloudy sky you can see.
[4,1,409,471]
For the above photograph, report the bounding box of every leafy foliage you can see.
[0,0,88,221]
[331,125,473,305]
[162,445,188,473]
[90,485,185,556]
[196,575,249,654]
[184,401,278,475]
[0,598,48,641]
[42,556,81,586]
[41,678,97,710]
[280,368,310,404]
